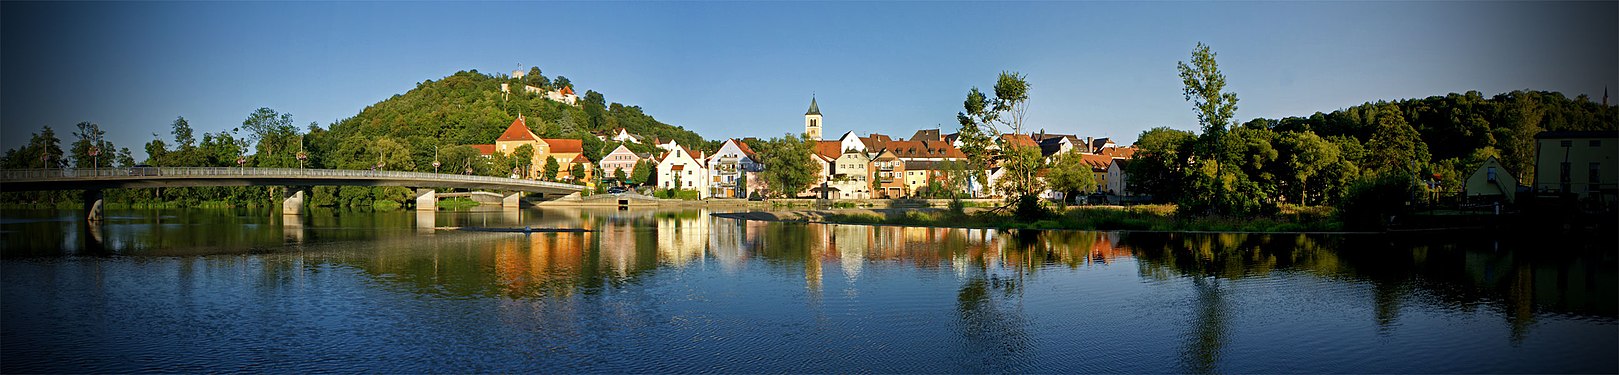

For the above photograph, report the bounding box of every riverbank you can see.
[714,204,1348,233]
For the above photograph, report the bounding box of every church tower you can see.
[804,97,823,140]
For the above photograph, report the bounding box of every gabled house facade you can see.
[707,139,761,198]
[601,144,643,180]
[657,147,709,198]
[1465,156,1517,203]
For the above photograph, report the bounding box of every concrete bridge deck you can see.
[0,167,585,220]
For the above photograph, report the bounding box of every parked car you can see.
[606,186,629,194]
[128,164,160,176]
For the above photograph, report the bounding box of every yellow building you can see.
[474,115,589,180]
[1533,131,1618,200]
[1464,156,1518,203]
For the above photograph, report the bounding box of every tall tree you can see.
[513,144,535,178]
[71,122,116,169]
[1178,42,1240,138]
[631,159,653,186]
[754,133,821,198]
[958,71,1037,200]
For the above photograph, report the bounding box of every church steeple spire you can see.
[804,96,823,140]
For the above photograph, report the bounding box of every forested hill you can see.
[319,69,709,164]
[1237,90,1617,187]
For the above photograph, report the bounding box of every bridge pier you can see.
[415,189,437,211]
[503,192,524,208]
[282,189,307,216]
[83,189,104,222]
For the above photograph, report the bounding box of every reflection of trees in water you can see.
[1124,232,1618,347]
[1181,276,1227,375]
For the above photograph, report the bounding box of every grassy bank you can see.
[813,204,1343,232]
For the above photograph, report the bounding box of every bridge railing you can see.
[0,167,580,190]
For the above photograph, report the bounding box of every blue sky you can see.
[3,1,1614,161]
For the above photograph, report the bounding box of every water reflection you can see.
[1,207,1614,372]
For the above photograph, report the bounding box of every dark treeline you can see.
[1130,88,1617,228]
[1,69,709,208]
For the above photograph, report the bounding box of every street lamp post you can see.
[433,145,440,174]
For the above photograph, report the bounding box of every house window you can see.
[1591,162,1601,184]
[1591,140,1602,147]
[1487,167,1497,182]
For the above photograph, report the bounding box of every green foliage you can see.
[1127,127,1196,201]
[541,155,560,181]
[569,162,586,184]
[659,188,700,200]
[754,133,820,198]
[1178,42,1240,137]
[1338,172,1418,230]
[958,71,1036,199]
[631,159,653,186]
[1047,149,1099,199]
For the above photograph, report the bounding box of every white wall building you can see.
[657,147,710,198]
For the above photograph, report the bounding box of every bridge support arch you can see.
[282,188,307,216]
[415,189,437,211]
[503,192,525,208]
[84,189,104,222]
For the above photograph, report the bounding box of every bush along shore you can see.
[714,203,1347,233]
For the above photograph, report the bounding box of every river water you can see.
[1,207,1614,373]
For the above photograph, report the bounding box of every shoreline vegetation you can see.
[713,204,1350,233]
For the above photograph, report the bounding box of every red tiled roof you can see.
[1000,134,1038,149]
[571,154,590,164]
[1098,146,1136,159]
[879,140,966,159]
[560,86,575,96]
[814,140,844,160]
[541,138,583,153]
[1079,154,1114,171]
[497,116,540,142]
[470,144,497,155]
[732,139,757,157]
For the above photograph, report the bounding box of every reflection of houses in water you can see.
[491,232,591,297]
[708,215,751,272]
[656,209,710,267]
[596,215,639,278]
[831,224,872,281]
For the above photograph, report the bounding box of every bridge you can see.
[0,167,584,220]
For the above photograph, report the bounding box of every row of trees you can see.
[1126,43,1616,226]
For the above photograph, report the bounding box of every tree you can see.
[553,76,572,91]
[631,159,653,186]
[542,156,561,181]
[958,71,1037,200]
[1178,42,1239,138]
[1127,127,1195,201]
[239,108,301,168]
[754,133,821,198]
[1364,107,1431,176]
[613,167,628,183]
[569,162,586,183]
[1046,150,1099,202]
[1274,131,1343,205]
[512,144,535,178]
[71,122,116,169]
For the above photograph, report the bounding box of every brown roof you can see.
[878,140,966,159]
[909,129,943,142]
[1097,146,1136,158]
[1000,134,1038,149]
[571,154,590,164]
[470,144,497,155]
[496,116,540,142]
[1079,154,1114,172]
[814,140,844,160]
[859,134,894,150]
[541,138,583,153]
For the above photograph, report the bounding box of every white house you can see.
[657,146,709,198]
[836,131,867,154]
[611,128,643,144]
[707,139,761,198]
[828,150,874,199]
[1107,158,1131,197]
